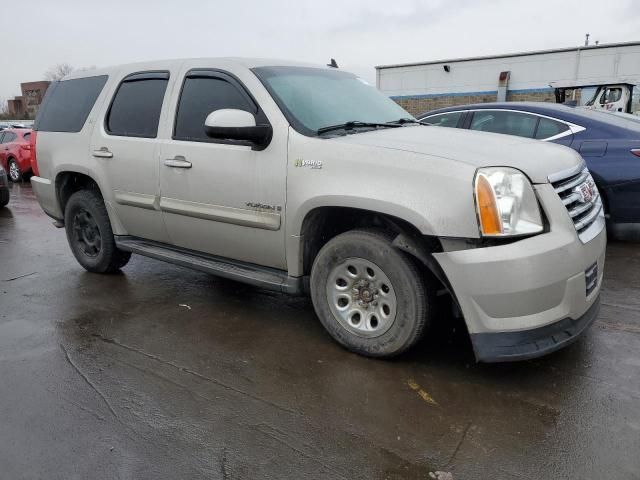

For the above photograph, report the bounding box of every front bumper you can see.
[433,184,606,362]
[470,294,600,362]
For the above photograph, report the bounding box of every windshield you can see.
[252,66,412,136]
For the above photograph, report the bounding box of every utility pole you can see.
[584,33,590,46]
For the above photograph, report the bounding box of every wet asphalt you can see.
[1,183,639,480]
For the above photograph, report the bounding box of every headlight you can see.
[474,167,543,237]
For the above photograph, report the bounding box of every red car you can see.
[0,128,33,181]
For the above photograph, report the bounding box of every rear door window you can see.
[35,76,108,132]
[173,73,256,142]
[470,110,538,138]
[535,118,570,139]
[106,72,169,138]
[420,111,465,128]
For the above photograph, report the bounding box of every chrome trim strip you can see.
[562,192,581,205]
[575,202,603,231]
[553,171,590,195]
[576,204,605,244]
[159,197,281,231]
[568,199,597,218]
[548,163,587,184]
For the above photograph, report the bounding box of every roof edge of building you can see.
[375,40,640,70]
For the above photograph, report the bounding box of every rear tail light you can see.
[29,131,39,176]
[20,144,31,151]
[632,149,640,157]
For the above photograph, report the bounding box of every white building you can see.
[376,41,640,115]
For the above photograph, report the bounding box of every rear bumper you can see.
[470,295,600,362]
[30,176,63,220]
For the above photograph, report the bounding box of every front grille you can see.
[550,167,603,239]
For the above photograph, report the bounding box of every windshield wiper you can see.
[316,121,403,135]
[389,117,430,126]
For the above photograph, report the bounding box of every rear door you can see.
[90,68,180,243]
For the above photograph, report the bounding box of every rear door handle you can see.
[164,156,192,169]
[92,147,113,158]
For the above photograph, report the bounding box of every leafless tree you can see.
[44,63,75,81]
[0,98,11,120]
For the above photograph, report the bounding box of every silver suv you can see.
[30,58,606,361]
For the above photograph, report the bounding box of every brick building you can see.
[376,41,640,116]
[7,80,50,118]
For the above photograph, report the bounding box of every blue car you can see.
[419,103,640,224]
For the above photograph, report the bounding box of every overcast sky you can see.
[3,0,639,100]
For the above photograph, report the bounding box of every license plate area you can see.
[585,262,598,296]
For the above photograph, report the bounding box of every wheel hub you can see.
[72,209,102,258]
[327,257,397,338]
[9,162,19,181]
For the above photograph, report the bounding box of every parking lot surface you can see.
[1,183,639,480]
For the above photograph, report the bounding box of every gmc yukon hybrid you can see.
[30,58,606,362]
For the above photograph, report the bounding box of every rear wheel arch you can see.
[55,171,104,217]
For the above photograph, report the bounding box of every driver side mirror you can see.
[204,109,272,150]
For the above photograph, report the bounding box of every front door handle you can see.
[92,147,113,158]
[164,156,192,169]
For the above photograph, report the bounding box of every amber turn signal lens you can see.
[476,174,502,235]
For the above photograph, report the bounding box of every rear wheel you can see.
[64,189,131,273]
[0,188,8,208]
[7,159,21,182]
[310,228,435,357]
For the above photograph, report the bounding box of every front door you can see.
[158,68,287,269]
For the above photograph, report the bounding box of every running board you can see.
[115,236,302,294]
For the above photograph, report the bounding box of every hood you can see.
[330,125,584,183]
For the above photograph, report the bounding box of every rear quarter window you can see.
[35,76,108,133]
[535,118,569,139]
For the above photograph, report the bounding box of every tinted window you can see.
[1,132,17,143]
[470,110,538,138]
[421,111,464,127]
[535,118,569,139]
[107,74,168,138]
[35,76,108,133]
[174,76,255,142]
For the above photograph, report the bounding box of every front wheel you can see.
[310,228,435,357]
[64,189,131,273]
[7,159,22,182]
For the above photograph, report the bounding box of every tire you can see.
[64,189,131,273]
[310,228,434,357]
[0,188,8,208]
[7,158,21,182]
